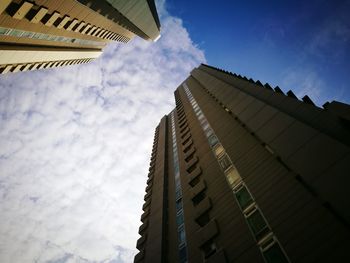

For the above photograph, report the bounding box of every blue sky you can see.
[0,0,349,262]
[167,0,350,105]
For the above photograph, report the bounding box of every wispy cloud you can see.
[281,69,325,104]
[0,2,206,262]
[307,20,350,62]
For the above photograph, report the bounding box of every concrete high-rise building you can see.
[135,64,350,262]
[0,0,160,74]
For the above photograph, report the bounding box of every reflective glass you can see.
[10,29,23,37]
[178,228,186,244]
[176,211,184,226]
[214,144,225,157]
[0,27,8,35]
[208,135,219,147]
[219,154,232,171]
[247,210,269,240]
[263,243,289,263]
[225,167,241,187]
[176,198,182,212]
[235,186,254,210]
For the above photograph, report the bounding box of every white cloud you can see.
[281,69,325,104]
[0,3,205,262]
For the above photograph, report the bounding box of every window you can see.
[10,29,23,37]
[175,189,182,200]
[176,198,183,212]
[32,33,41,39]
[262,243,289,263]
[218,154,232,171]
[189,176,200,187]
[0,27,9,35]
[225,167,241,187]
[179,245,187,263]
[196,211,210,227]
[205,128,213,137]
[22,31,34,38]
[199,117,207,125]
[178,225,186,244]
[198,113,205,120]
[235,185,254,210]
[192,190,206,206]
[246,209,270,240]
[208,135,219,147]
[177,211,184,226]
[185,152,195,162]
[213,144,225,157]
[201,240,217,259]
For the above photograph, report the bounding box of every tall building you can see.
[135,64,350,262]
[0,0,160,74]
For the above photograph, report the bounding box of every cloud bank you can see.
[0,1,205,262]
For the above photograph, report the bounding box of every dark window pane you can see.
[179,246,187,263]
[247,210,270,240]
[175,189,182,200]
[201,240,217,258]
[208,135,219,147]
[236,186,253,210]
[176,199,182,212]
[192,190,206,206]
[196,211,210,227]
[263,243,289,263]
[178,226,186,244]
[177,211,184,226]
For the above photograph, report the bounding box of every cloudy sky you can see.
[1,0,350,262]
[168,0,350,105]
[0,1,205,262]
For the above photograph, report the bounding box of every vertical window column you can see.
[170,111,188,263]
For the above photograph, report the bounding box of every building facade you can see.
[0,0,160,74]
[135,64,350,262]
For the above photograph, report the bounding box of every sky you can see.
[168,0,350,105]
[0,0,349,262]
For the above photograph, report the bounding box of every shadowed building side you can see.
[135,64,350,262]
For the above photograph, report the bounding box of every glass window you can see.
[202,122,210,130]
[225,167,241,187]
[177,211,184,226]
[176,199,182,212]
[40,34,50,40]
[192,190,206,206]
[178,225,186,244]
[218,154,232,171]
[205,128,213,137]
[21,31,34,38]
[198,113,205,120]
[0,27,9,35]
[196,211,210,227]
[208,135,219,147]
[263,243,289,263]
[214,144,225,157]
[10,29,23,37]
[35,33,44,39]
[201,240,217,259]
[247,209,270,240]
[235,186,254,210]
[176,189,182,200]
[179,245,187,263]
